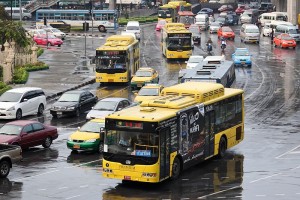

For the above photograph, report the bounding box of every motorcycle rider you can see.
[206,37,213,52]
[221,37,227,49]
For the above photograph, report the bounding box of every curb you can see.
[46,78,96,101]
[66,33,106,37]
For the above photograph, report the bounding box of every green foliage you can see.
[37,48,44,57]
[13,62,49,84]
[0,5,10,20]
[0,81,12,95]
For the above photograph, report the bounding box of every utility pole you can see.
[19,0,22,21]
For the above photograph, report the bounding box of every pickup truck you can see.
[0,144,22,178]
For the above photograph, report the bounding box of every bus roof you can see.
[181,61,234,83]
[159,4,176,9]
[163,23,190,33]
[178,11,195,16]
[106,82,243,122]
[96,35,137,50]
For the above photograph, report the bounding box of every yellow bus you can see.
[95,35,140,84]
[161,23,192,59]
[158,4,177,23]
[102,82,244,183]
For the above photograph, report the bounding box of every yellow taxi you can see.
[134,84,164,103]
[67,118,105,153]
[130,67,159,90]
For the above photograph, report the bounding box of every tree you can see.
[0,5,31,49]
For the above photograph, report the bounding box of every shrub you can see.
[37,48,44,57]
[13,61,49,84]
[0,81,12,95]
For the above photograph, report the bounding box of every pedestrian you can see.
[130,2,133,11]
[270,28,274,44]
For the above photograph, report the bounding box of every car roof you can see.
[99,97,129,102]
[64,90,87,94]
[138,67,154,72]
[6,87,43,93]
[6,120,41,126]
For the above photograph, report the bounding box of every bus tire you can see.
[217,136,227,159]
[98,26,106,32]
[170,157,181,180]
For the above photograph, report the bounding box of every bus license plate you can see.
[57,112,62,115]
[241,62,245,65]
[124,176,131,180]
[108,79,114,82]
[73,144,80,149]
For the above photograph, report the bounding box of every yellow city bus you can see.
[95,35,140,84]
[158,4,177,23]
[161,23,192,59]
[102,82,244,183]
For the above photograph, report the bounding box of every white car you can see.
[0,87,46,119]
[27,29,47,37]
[86,98,131,120]
[185,56,204,69]
[43,27,66,40]
[210,22,221,33]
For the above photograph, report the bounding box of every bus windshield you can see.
[96,55,126,70]
[105,130,159,157]
[167,36,191,50]
[158,10,171,18]
[179,16,194,24]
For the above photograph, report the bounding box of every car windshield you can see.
[242,13,251,17]
[127,26,139,30]
[93,101,118,111]
[289,29,299,34]
[179,16,195,24]
[0,124,22,135]
[58,93,80,102]
[80,121,105,133]
[189,27,199,34]
[217,18,225,22]
[47,35,56,39]
[138,88,159,96]
[135,71,152,77]
[211,22,220,26]
[105,130,159,157]
[246,28,259,33]
[52,29,61,33]
[235,51,249,56]
[0,92,22,102]
[281,36,293,40]
[222,27,232,32]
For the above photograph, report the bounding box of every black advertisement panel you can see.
[177,105,205,164]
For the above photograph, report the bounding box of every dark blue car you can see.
[198,8,214,16]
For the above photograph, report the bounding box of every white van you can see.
[195,14,209,30]
[240,24,260,43]
[258,12,287,27]
[263,20,293,37]
[275,25,300,42]
[4,7,32,20]
[125,21,140,40]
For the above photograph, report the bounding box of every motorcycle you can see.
[221,42,226,50]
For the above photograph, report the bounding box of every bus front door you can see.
[159,128,171,180]
[205,111,215,158]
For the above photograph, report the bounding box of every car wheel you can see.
[75,108,80,117]
[23,16,28,20]
[98,26,106,32]
[170,157,181,180]
[217,136,227,159]
[47,42,51,47]
[58,44,61,47]
[293,47,296,49]
[98,142,104,153]
[42,136,52,148]
[0,160,10,178]
[52,113,58,118]
[16,109,22,120]
[37,104,44,115]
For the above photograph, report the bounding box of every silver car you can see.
[210,22,221,33]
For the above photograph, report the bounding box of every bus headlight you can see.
[142,172,157,177]
[103,168,113,173]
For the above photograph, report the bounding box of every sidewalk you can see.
[11,48,96,100]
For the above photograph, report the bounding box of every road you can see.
[0,23,300,200]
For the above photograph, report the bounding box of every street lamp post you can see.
[10,0,13,21]
[19,0,22,21]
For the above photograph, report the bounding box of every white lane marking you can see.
[38,189,46,191]
[275,194,285,196]
[64,159,102,169]
[275,145,300,159]
[65,195,81,199]
[79,185,88,188]
[197,185,242,199]
[13,170,59,181]
[244,60,265,101]
[291,165,300,171]
[250,173,281,183]
[255,194,266,197]
[59,187,69,190]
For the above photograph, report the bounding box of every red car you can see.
[0,120,58,149]
[34,34,63,47]
[217,26,235,40]
[156,20,167,31]
[218,5,233,12]
[235,5,248,15]
[273,33,297,49]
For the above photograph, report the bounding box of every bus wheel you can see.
[98,26,106,32]
[217,136,227,159]
[170,157,181,180]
